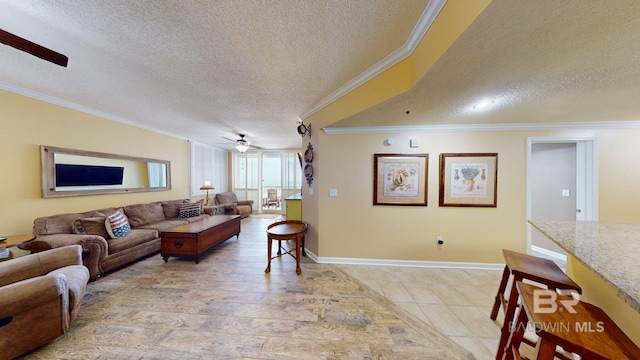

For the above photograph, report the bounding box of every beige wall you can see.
[0,90,191,236]
[3,88,640,266]
[304,126,640,264]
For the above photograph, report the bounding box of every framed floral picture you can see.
[439,153,498,207]
[373,153,428,206]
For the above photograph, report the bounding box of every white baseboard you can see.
[531,245,567,261]
[304,250,503,271]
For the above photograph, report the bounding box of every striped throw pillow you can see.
[178,201,202,218]
[105,210,131,238]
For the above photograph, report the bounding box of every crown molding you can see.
[0,81,188,141]
[322,121,640,134]
[298,0,447,121]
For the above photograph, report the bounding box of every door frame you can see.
[525,136,599,255]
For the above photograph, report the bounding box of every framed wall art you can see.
[439,153,498,207]
[373,153,428,206]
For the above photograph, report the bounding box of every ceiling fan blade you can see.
[0,29,68,67]
[221,136,236,143]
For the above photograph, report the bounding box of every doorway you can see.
[526,137,598,258]
[261,153,282,213]
[233,151,303,215]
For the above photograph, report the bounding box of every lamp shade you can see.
[200,180,214,190]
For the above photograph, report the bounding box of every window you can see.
[190,141,228,196]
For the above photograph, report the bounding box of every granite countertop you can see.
[529,220,640,313]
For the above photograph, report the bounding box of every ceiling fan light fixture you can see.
[233,133,251,153]
[235,143,250,153]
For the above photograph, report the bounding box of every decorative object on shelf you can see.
[373,153,428,206]
[304,143,313,186]
[297,121,311,138]
[439,153,498,207]
[199,179,215,205]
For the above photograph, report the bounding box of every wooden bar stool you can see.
[492,249,581,360]
[503,281,640,360]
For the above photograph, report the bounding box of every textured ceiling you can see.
[332,0,640,128]
[3,1,638,151]
[0,0,428,150]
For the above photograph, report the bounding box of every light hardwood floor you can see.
[20,215,508,359]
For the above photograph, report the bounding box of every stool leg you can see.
[295,234,302,274]
[496,275,523,360]
[265,237,272,273]
[277,240,282,255]
[301,235,307,256]
[502,304,528,360]
[491,265,511,320]
[533,339,556,360]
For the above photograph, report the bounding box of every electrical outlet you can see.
[437,236,444,245]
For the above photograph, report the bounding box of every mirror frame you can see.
[41,145,171,198]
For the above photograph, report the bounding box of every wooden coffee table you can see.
[161,215,240,263]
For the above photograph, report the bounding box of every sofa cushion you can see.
[78,216,109,238]
[106,229,159,254]
[33,213,89,235]
[105,210,131,238]
[178,200,203,218]
[158,199,190,219]
[92,207,120,217]
[123,202,165,228]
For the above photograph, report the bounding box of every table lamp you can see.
[200,180,215,205]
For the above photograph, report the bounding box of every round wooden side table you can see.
[265,220,308,274]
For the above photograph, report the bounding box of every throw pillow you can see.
[178,200,203,218]
[72,219,87,235]
[105,210,131,238]
[78,216,109,238]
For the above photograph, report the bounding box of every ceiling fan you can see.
[0,28,68,67]
[220,134,261,153]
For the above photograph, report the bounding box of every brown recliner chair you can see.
[214,192,254,218]
[0,245,90,359]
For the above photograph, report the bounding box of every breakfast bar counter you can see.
[529,220,640,344]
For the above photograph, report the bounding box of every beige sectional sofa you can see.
[29,199,221,281]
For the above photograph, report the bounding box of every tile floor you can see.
[338,265,503,360]
[19,214,513,359]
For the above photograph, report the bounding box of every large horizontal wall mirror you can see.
[41,145,171,198]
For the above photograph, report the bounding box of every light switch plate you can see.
[562,189,570,197]
[329,188,338,197]
[309,187,314,195]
